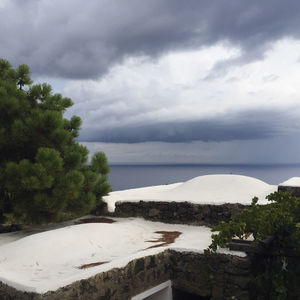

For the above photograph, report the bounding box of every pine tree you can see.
[0,59,111,224]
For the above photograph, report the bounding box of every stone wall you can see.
[0,250,252,300]
[277,185,300,197]
[0,251,171,300]
[170,251,251,300]
[110,201,250,227]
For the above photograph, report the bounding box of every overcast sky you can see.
[1,0,300,163]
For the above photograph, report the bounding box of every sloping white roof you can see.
[279,177,300,187]
[104,174,277,212]
[0,218,230,293]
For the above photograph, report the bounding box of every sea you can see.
[108,164,300,191]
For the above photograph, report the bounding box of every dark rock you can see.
[134,258,145,275]
[110,201,250,227]
[146,256,156,269]
[148,208,160,217]
[278,185,300,197]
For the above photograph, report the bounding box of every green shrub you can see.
[206,191,300,299]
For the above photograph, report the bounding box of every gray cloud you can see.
[1,0,300,79]
[78,108,298,143]
[2,0,300,156]
[81,135,300,165]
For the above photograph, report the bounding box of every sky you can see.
[1,0,300,164]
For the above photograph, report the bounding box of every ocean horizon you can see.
[108,163,300,191]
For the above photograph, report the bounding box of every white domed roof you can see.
[163,174,275,204]
[104,174,277,212]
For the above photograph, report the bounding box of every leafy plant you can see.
[206,191,300,299]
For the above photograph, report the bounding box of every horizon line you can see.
[109,162,300,166]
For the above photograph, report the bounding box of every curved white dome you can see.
[104,174,278,211]
[173,174,270,195]
[163,174,276,204]
[179,174,270,188]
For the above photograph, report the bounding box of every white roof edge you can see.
[279,177,300,187]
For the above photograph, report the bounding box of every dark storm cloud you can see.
[78,108,298,143]
[1,0,300,79]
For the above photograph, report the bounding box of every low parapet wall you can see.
[0,250,252,300]
[277,185,300,197]
[111,201,250,227]
[170,250,251,300]
[0,251,171,300]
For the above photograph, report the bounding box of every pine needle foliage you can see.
[0,59,111,224]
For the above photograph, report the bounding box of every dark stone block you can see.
[147,256,156,269]
[134,258,145,275]
[112,201,250,227]
[278,185,300,197]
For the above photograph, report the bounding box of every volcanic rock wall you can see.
[0,250,252,300]
[110,201,250,227]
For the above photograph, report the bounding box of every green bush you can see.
[206,191,300,299]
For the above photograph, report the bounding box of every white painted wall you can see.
[131,280,172,300]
